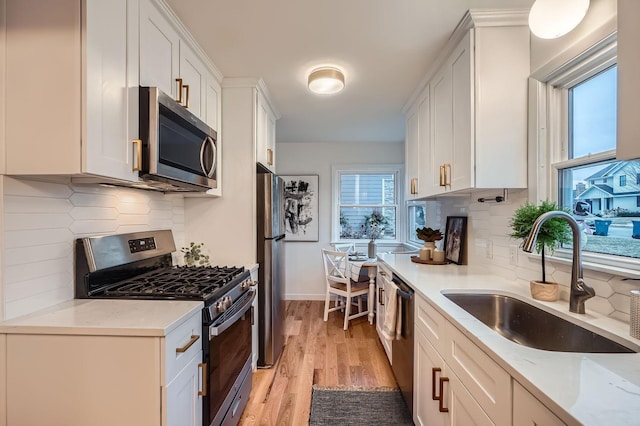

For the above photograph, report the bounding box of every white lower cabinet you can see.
[376,262,393,362]
[3,309,203,426]
[513,381,566,426]
[414,293,568,426]
[166,352,204,426]
[413,297,498,426]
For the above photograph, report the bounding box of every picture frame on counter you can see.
[281,175,319,242]
[444,216,467,264]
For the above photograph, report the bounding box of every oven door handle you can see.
[209,289,256,338]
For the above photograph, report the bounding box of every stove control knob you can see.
[241,280,250,290]
[222,296,232,309]
[215,301,225,313]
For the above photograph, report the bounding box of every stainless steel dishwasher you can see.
[391,273,414,417]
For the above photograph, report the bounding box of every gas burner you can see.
[100,265,247,302]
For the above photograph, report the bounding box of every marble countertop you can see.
[0,299,203,337]
[378,253,640,426]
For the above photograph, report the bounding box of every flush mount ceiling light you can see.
[308,67,345,95]
[528,0,590,39]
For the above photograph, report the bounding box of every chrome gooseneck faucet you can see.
[522,210,595,314]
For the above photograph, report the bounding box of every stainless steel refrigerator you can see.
[256,169,286,367]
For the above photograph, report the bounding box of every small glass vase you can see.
[368,239,376,258]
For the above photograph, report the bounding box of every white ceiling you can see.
[166,0,535,144]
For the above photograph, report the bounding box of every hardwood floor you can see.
[239,300,398,425]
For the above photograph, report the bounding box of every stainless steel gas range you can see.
[75,229,254,426]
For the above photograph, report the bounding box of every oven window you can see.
[207,308,252,423]
[158,104,211,177]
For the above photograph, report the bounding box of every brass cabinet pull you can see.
[267,148,273,165]
[439,165,445,187]
[176,78,184,104]
[175,334,199,353]
[432,367,441,400]
[378,287,385,305]
[410,177,418,195]
[439,376,450,412]
[444,163,452,187]
[183,84,190,108]
[132,139,142,171]
[198,363,208,396]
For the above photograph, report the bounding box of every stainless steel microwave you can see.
[139,86,217,192]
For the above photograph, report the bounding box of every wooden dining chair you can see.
[321,249,370,330]
[333,243,355,253]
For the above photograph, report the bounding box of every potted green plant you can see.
[508,201,571,301]
[181,242,210,267]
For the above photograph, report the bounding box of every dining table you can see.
[349,256,377,325]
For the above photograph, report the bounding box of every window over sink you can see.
[540,34,640,269]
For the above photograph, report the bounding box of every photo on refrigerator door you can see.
[281,175,319,241]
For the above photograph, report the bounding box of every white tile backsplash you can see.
[430,188,640,320]
[1,177,185,320]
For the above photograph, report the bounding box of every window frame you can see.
[531,34,640,275]
[331,164,404,244]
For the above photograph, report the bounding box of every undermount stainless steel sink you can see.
[443,292,636,353]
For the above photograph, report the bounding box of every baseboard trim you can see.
[285,293,325,301]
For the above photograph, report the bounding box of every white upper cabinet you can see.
[617,0,640,161]
[4,0,140,182]
[139,0,180,99]
[404,87,430,199]
[407,10,530,198]
[3,0,223,189]
[222,78,278,176]
[256,88,277,172]
[205,72,222,132]
[139,0,222,131]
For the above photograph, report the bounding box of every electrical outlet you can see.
[509,245,518,266]
[485,240,493,259]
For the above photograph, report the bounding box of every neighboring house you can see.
[576,161,640,214]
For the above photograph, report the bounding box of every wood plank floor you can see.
[239,300,398,425]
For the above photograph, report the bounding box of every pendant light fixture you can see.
[528,0,590,39]
[308,67,345,95]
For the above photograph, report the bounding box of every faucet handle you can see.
[571,278,596,314]
[576,278,596,297]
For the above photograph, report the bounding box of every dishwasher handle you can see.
[393,275,414,300]
[396,287,413,300]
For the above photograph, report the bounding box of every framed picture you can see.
[281,175,319,242]
[444,216,467,264]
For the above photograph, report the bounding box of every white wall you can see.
[277,142,404,300]
[0,176,185,320]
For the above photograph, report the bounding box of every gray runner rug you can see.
[309,386,414,425]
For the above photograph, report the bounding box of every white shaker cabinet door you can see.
[405,103,420,199]
[449,30,473,192]
[513,381,565,426]
[179,42,207,120]
[205,72,222,132]
[166,352,203,426]
[85,0,140,182]
[414,328,447,426]
[140,0,180,99]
